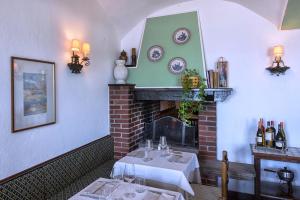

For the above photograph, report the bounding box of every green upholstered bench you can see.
[0,135,115,200]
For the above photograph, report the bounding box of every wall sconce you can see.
[266,45,290,76]
[68,39,91,73]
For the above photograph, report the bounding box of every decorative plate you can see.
[173,28,191,45]
[147,45,164,62]
[168,57,187,74]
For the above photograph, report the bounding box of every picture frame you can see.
[11,57,56,132]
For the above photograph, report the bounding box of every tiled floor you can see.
[190,184,276,200]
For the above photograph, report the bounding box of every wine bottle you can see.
[275,123,286,150]
[260,118,265,134]
[265,121,274,148]
[270,121,276,134]
[271,121,276,147]
[281,122,287,149]
[256,120,264,147]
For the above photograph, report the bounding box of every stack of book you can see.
[206,70,220,88]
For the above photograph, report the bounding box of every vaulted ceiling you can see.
[96,0,300,37]
[96,0,192,37]
[282,0,300,30]
[225,0,288,29]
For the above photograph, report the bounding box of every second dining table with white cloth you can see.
[69,178,185,200]
[113,148,201,196]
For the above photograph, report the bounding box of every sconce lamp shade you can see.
[71,39,81,52]
[68,39,91,73]
[273,45,284,58]
[82,42,91,57]
[266,44,289,76]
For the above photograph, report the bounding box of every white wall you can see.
[121,0,300,192]
[0,0,119,179]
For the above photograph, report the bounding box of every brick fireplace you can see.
[109,84,217,162]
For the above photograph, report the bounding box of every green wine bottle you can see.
[275,123,286,150]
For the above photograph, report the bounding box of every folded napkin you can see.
[168,155,181,162]
[158,193,176,200]
[174,156,189,164]
[93,182,117,195]
[127,151,145,158]
[143,191,160,200]
[84,181,106,194]
[172,151,182,155]
[168,155,189,164]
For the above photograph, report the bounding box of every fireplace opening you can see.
[144,116,198,148]
[141,101,199,150]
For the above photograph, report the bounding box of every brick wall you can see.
[109,84,160,159]
[198,103,217,160]
[198,103,217,185]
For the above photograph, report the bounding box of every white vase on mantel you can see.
[114,60,128,84]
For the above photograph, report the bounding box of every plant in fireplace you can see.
[179,69,206,125]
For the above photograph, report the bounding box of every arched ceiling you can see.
[282,0,300,30]
[96,0,193,37]
[96,0,298,38]
[225,0,288,29]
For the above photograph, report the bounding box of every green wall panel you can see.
[127,12,206,87]
[282,0,300,30]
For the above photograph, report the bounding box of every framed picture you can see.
[168,57,187,75]
[147,45,164,62]
[173,28,191,45]
[11,57,56,132]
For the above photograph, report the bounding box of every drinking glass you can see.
[99,186,111,200]
[145,139,153,151]
[166,144,172,156]
[135,177,146,193]
[143,139,153,162]
[110,166,123,182]
[143,150,153,162]
[160,136,168,150]
[123,164,136,198]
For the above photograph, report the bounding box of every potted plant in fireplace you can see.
[179,69,206,125]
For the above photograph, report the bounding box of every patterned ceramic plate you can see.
[147,45,164,62]
[173,28,191,45]
[168,57,187,74]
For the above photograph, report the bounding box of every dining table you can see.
[112,148,201,196]
[69,178,185,200]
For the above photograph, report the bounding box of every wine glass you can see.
[123,164,136,198]
[160,136,168,150]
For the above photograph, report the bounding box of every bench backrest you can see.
[0,135,114,200]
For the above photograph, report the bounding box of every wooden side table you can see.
[251,144,300,199]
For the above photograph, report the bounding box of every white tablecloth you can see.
[69,178,185,200]
[113,149,201,196]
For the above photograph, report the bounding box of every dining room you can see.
[1,0,300,200]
